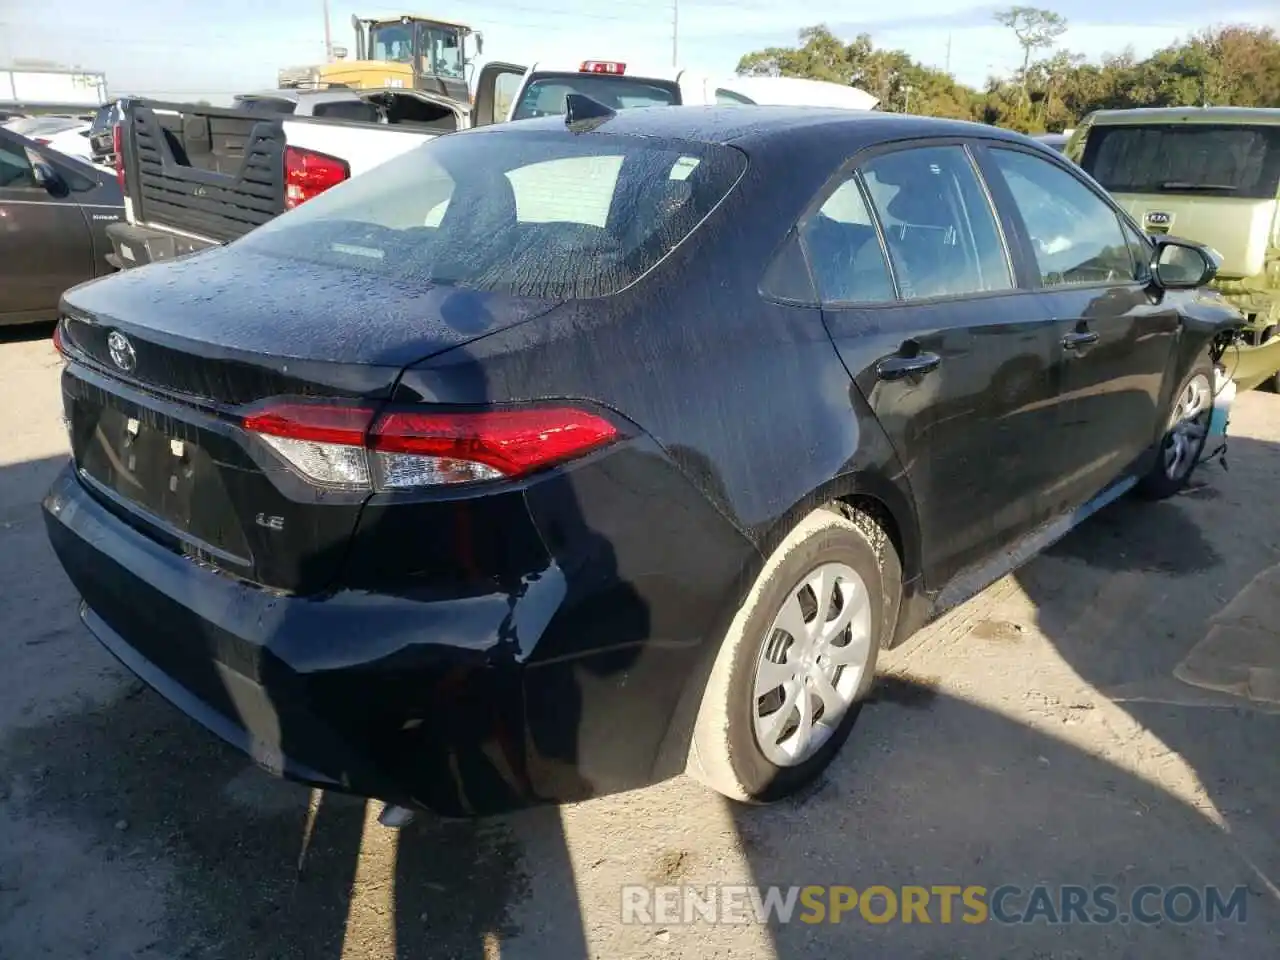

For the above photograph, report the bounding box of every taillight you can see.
[111,122,124,191]
[581,60,626,74]
[284,146,349,209]
[242,402,619,490]
[51,320,65,356]
[35,137,51,145]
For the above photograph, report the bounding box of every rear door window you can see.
[989,147,1136,286]
[511,73,680,121]
[799,179,894,303]
[240,129,745,299]
[860,144,1013,300]
[1081,123,1280,200]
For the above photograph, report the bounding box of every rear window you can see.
[234,97,299,116]
[511,73,680,121]
[1082,123,1280,199]
[311,100,381,123]
[239,128,746,298]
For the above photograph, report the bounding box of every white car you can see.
[2,116,94,161]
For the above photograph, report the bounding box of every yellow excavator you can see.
[279,14,483,104]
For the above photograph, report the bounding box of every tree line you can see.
[735,8,1280,132]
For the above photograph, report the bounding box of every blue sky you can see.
[3,0,1279,103]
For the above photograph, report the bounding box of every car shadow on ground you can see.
[3,389,1279,957]
[0,445,592,958]
[0,320,56,345]
[718,432,1280,957]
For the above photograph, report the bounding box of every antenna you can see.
[564,93,617,131]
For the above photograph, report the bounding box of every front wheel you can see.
[1136,361,1214,500]
[686,506,899,803]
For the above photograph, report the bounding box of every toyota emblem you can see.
[107,331,137,373]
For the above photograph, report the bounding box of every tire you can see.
[1136,357,1215,500]
[686,505,900,803]
[1261,327,1280,394]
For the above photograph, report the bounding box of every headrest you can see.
[884,182,951,228]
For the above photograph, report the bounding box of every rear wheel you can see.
[687,506,898,803]
[1137,359,1214,500]
[1260,325,1280,394]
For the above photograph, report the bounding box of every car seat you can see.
[802,213,894,302]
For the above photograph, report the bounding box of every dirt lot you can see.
[2,326,1278,959]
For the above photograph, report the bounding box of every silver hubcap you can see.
[1164,374,1211,480]
[752,562,873,767]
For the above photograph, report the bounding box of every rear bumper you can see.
[43,449,755,815]
[44,464,510,812]
[106,221,218,270]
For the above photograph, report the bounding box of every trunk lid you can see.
[61,244,561,400]
[1110,193,1278,280]
[58,245,561,594]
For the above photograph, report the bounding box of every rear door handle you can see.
[876,352,942,382]
[1062,331,1099,351]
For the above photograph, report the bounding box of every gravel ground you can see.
[2,325,1278,959]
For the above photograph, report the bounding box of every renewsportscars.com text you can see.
[621,884,1250,926]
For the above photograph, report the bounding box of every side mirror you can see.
[1151,238,1217,290]
[474,31,484,55]
[31,160,65,194]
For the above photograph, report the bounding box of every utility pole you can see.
[945,33,952,74]
[323,0,334,61]
[672,0,679,67]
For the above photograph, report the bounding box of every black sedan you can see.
[43,103,1239,816]
[0,126,123,326]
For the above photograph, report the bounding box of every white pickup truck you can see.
[106,87,465,268]
[108,65,877,269]
[472,59,879,125]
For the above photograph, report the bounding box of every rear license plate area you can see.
[69,388,252,566]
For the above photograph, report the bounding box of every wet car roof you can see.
[483,105,1040,153]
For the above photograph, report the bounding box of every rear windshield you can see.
[1082,123,1280,199]
[234,97,299,116]
[511,73,680,121]
[239,128,746,298]
[310,100,381,123]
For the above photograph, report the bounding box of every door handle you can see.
[1061,330,1099,351]
[876,351,942,382]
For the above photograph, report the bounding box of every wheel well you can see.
[836,493,906,574]
[753,482,920,591]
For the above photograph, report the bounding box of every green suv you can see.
[1067,107,1280,390]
